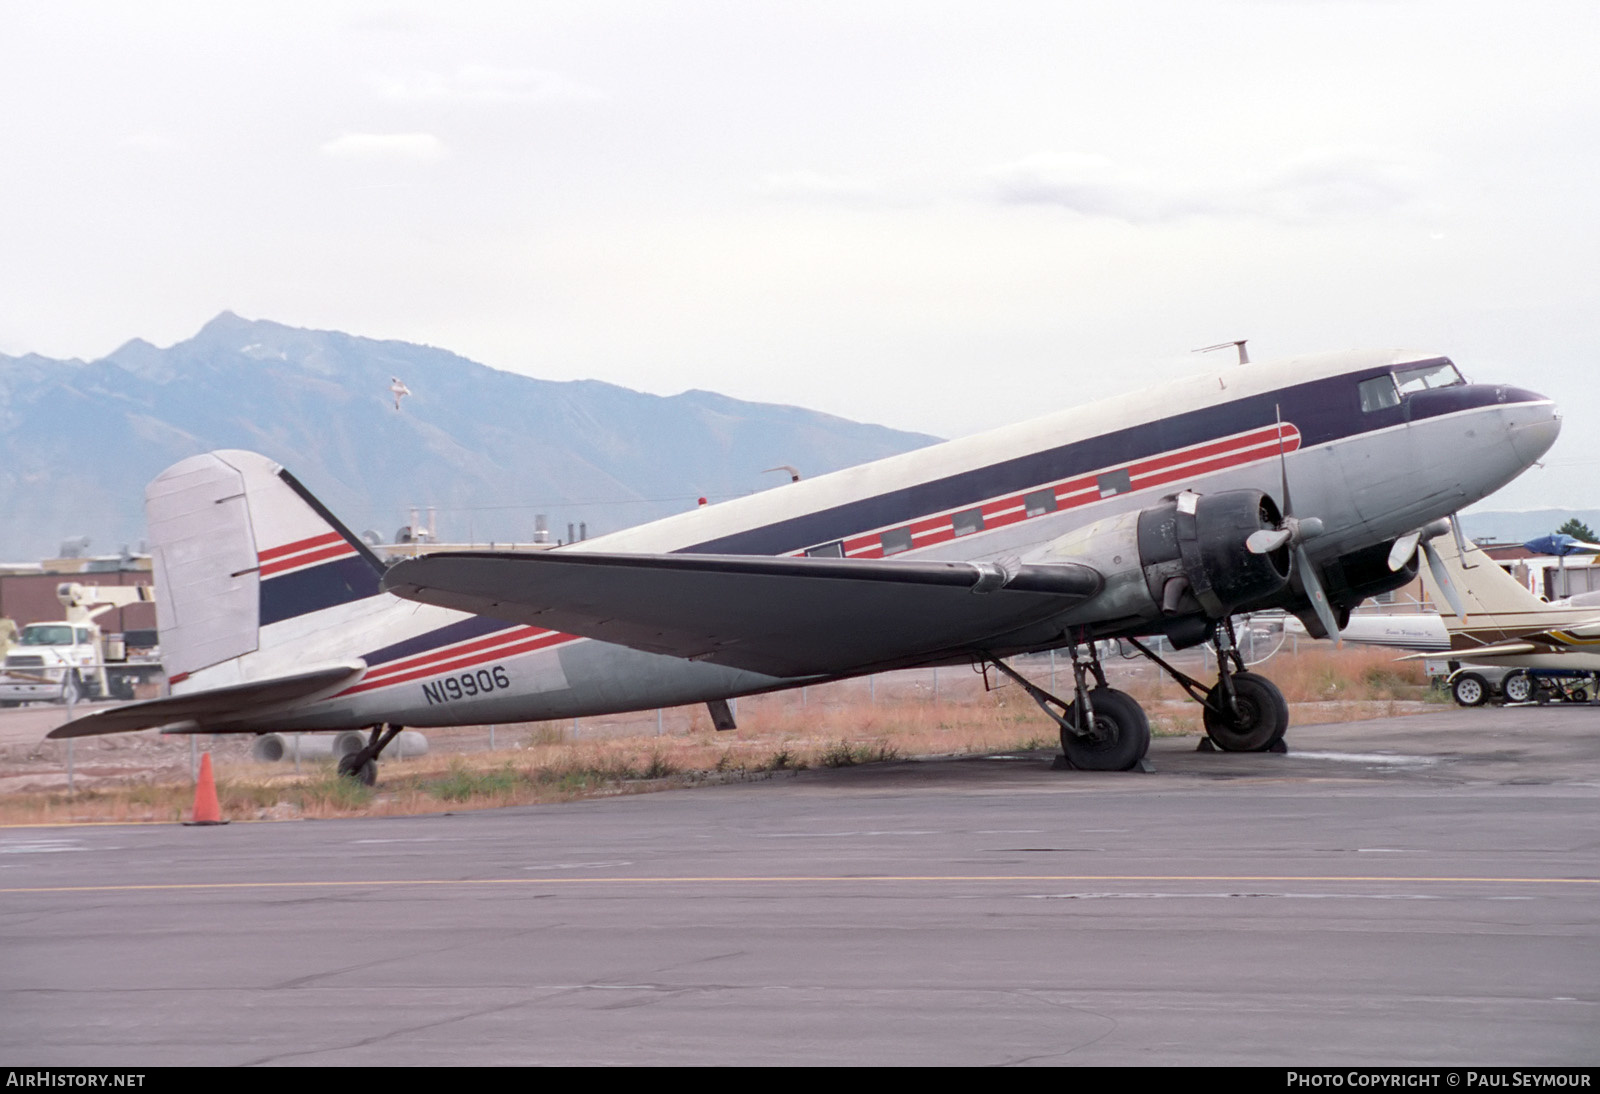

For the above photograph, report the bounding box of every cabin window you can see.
[1359,375,1400,412]
[1395,360,1465,395]
[1024,488,1058,517]
[1097,468,1132,497]
[952,508,985,536]
[804,542,843,558]
[880,528,913,555]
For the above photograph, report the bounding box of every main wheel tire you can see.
[1502,671,1534,704]
[1059,687,1150,771]
[337,753,378,786]
[1452,672,1489,707]
[1570,688,1588,703]
[1240,671,1289,745]
[1204,672,1289,752]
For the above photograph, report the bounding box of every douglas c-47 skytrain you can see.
[50,349,1560,783]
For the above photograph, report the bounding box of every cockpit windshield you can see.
[1359,359,1466,413]
[1394,360,1465,395]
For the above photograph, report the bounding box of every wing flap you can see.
[47,662,366,739]
[382,551,1101,677]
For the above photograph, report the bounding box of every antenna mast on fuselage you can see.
[1196,339,1250,365]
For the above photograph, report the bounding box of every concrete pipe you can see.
[251,730,429,762]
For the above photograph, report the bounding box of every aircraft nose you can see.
[1509,392,1562,465]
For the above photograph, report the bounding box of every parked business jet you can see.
[1413,525,1600,681]
[1285,611,1451,651]
[50,350,1560,781]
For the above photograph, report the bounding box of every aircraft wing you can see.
[46,662,366,739]
[382,551,1102,677]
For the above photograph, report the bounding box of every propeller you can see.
[1246,409,1342,640]
[1388,516,1467,620]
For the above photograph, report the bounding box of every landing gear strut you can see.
[987,640,1151,771]
[1125,617,1289,753]
[337,723,405,786]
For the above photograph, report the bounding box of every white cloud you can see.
[983,149,1419,224]
[1256,149,1419,221]
[983,153,1186,222]
[319,132,448,162]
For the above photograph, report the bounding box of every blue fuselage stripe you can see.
[361,615,518,667]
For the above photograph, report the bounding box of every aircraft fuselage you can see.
[179,349,1561,732]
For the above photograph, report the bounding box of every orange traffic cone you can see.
[184,751,228,826]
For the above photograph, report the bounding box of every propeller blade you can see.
[1296,544,1344,641]
[1247,528,1292,555]
[1388,532,1421,572]
[1422,540,1468,621]
[1275,405,1293,517]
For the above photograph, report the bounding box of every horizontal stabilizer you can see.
[47,662,366,739]
[382,551,1101,677]
[1398,641,1539,662]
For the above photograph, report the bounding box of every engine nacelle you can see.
[1040,489,1292,642]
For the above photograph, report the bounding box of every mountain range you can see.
[0,313,940,561]
[1,313,1579,565]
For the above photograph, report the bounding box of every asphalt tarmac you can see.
[3,705,1598,1066]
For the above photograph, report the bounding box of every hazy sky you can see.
[4,1,1597,508]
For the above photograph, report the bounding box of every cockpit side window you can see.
[1394,360,1465,395]
[1359,375,1400,412]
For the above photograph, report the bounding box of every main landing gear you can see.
[1125,617,1289,753]
[987,643,1151,771]
[993,616,1290,770]
[337,723,406,786]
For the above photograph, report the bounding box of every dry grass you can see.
[0,644,1436,825]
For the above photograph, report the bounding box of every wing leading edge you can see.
[381,551,1102,678]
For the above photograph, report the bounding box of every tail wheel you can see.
[1060,687,1150,771]
[337,753,378,786]
[1203,671,1288,752]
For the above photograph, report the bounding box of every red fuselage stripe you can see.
[361,626,554,681]
[815,424,1299,561]
[258,531,344,563]
[338,631,576,696]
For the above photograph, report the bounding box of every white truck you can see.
[0,583,156,706]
